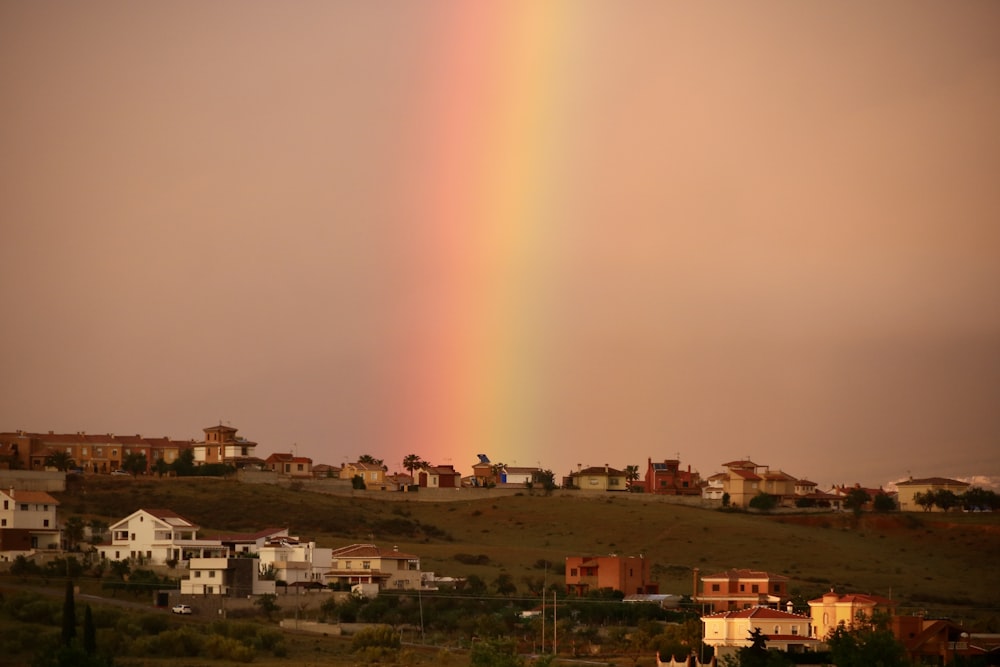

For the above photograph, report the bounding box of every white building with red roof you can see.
[0,488,61,557]
[99,508,226,565]
[701,606,819,658]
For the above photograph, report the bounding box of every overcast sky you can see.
[2,1,998,489]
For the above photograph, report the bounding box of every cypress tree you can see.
[83,604,96,654]
[62,579,76,645]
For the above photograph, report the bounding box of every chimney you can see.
[604,463,609,474]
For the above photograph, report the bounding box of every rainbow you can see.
[386,4,584,471]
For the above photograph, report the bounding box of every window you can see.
[209,571,216,578]
[43,519,49,527]
[206,586,213,594]
[20,504,28,511]
[345,561,351,569]
[362,561,371,570]
[752,584,759,593]
[297,464,303,471]
[774,625,780,634]
[131,533,136,541]
[1,519,6,527]
[2,500,7,510]
[773,584,781,593]
[740,584,745,592]
[791,626,799,636]
[82,447,88,455]
[711,583,720,592]
[570,568,578,577]
[195,571,202,578]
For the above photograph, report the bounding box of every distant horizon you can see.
[6,423,997,493]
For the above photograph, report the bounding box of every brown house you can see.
[643,458,702,495]
[565,554,657,596]
[695,568,789,612]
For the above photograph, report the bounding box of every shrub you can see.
[352,625,401,652]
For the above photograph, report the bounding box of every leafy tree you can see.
[748,492,778,512]
[170,448,196,476]
[152,457,171,477]
[934,489,959,512]
[961,486,1000,512]
[493,572,516,597]
[88,519,108,545]
[470,638,525,667]
[62,580,76,646]
[463,574,487,596]
[826,613,906,667]
[351,475,366,490]
[64,516,86,551]
[121,452,147,476]
[534,469,557,491]
[843,488,871,517]
[402,454,424,478]
[913,491,936,512]
[45,451,76,472]
[872,493,896,513]
[722,492,731,507]
[255,593,280,620]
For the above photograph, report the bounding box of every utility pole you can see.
[553,590,557,655]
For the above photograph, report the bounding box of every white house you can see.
[702,473,726,501]
[98,508,226,565]
[702,606,819,659]
[257,536,332,587]
[0,488,61,558]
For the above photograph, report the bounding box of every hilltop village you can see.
[2,424,997,665]
[0,424,976,510]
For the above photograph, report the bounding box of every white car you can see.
[171,604,193,615]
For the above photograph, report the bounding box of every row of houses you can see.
[1,427,975,511]
[98,508,425,597]
[573,558,996,664]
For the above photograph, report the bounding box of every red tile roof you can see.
[330,543,419,560]
[702,606,810,621]
[702,568,789,582]
[896,477,969,487]
[3,490,59,504]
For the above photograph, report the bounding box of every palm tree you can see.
[625,465,640,490]
[44,450,76,472]
[358,454,383,467]
[402,454,424,478]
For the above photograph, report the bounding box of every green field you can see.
[53,475,1000,624]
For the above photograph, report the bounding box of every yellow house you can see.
[701,606,819,659]
[340,462,386,488]
[808,590,897,640]
[895,477,970,511]
[566,465,628,492]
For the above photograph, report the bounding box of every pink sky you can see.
[1,2,998,489]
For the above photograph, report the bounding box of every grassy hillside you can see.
[54,476,1000,625]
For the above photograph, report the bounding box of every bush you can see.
[352,625,401,652]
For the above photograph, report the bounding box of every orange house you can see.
[565,554,657,596]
